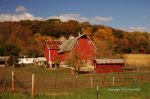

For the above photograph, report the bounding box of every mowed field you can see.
[123,54,150,67]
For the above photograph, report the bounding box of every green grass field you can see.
[0,83,150,99]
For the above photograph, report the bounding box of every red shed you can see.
[93,59,124,73]
[44,40,62,67]
[58,34,96,65]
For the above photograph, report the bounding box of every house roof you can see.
[94,59,124,64]
[34,57,47,62]
[0,56,10,62]
[45,40,63,49]
[58,34,88,54]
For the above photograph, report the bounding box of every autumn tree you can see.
[66,49,83,74]
[128,32,150,53]
[62,20,81,37]
[0,22,11,43]
[81,22,93,37]
[0,42,21,67]
[93,27,115,58]
[0,19,150,57]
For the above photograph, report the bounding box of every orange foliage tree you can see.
[93,27,115,58]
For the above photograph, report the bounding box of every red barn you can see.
[58,34,96,65]
[93,59,124,73]
[44,40,62,67]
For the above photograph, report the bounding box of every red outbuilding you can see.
[44,40,62,67]
[93,59,124,73]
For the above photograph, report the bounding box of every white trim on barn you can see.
[48,50,51,62]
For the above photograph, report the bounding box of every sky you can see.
[0,0,150,32]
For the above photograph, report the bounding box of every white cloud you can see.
[118,26,150,32]
[48,14,88,22]
[91,16,113,24]
[0,13,43,22]
[1,7,113,25]
[129,26,150,32]
[48,14,113,24]
[15,5,27,13]
[0,5,43,22]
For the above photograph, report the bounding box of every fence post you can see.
[112,76,115,86]
[91,76,93,88]
[32,74,35,97]
[55,69,57,92]
[141,73,143,82]
[36,76,39,95]
[96,85,99,99]
[75,75,78,89]
[124,74,126,85]
[102,75,105,87]
[12,71,15,93]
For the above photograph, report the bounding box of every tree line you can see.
[0,19,150,58]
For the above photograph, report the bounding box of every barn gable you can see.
[58,34,95,54]
[58,34,96,65]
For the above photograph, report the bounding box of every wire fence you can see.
[0,69,150,96]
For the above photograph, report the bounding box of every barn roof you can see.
[58,34,88,54]
[94,59,124,64]
[45,40,63,49]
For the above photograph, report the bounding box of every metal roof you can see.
[58,34,86,54]
[58,38,76,53]
[0,56,10,62]
[94,59,124,64]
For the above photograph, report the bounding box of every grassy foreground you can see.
[0,83,150,99]
[1,65,150,94]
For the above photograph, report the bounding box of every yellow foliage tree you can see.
[81,26,93,37]
[93,27,115,58]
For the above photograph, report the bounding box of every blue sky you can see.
[0,0,150,32]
